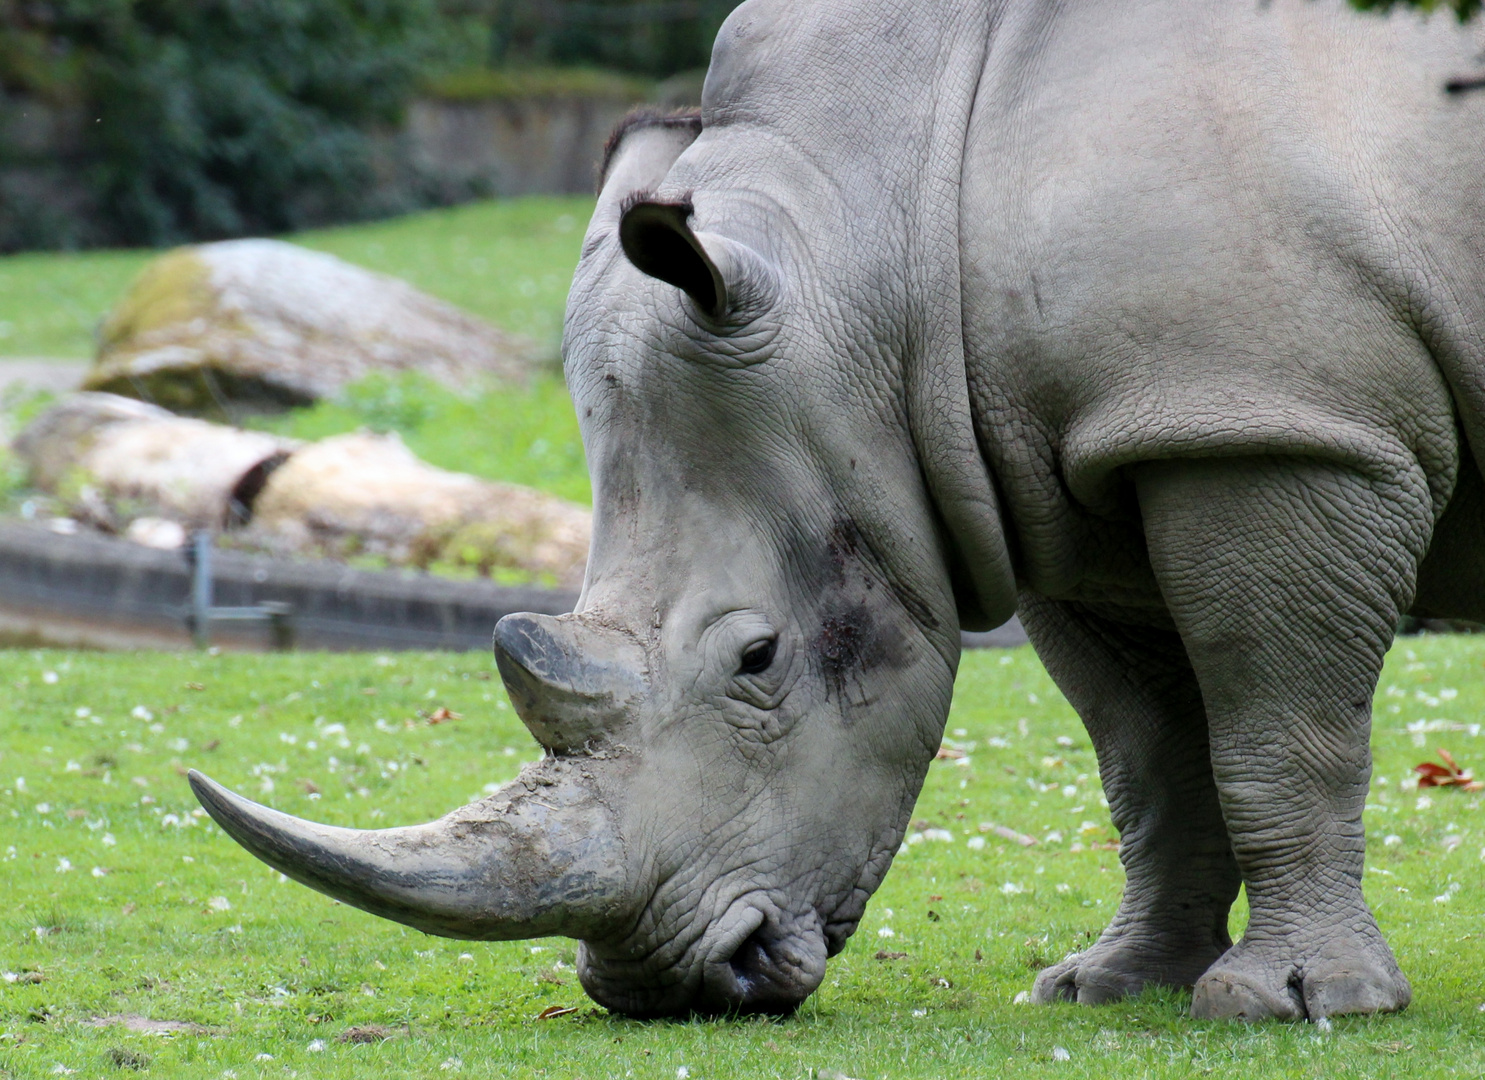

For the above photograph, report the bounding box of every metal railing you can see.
[184,530,294,650]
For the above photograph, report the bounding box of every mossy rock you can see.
[85,239,538,418]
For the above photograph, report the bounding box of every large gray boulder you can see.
[83,239,538,415]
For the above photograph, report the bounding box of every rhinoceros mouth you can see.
[575,893,828,1017]
[698,899,828,1014]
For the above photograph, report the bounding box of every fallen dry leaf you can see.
[980,823,1038,847]
[534,1005,579,1020]
[934,745,965,760]
[1414,749,1483,792]
[183,682,204,691]
[337,1024,405,1044]
[297,779,321,795]
[426,707,462,725]
[873,950,908,961]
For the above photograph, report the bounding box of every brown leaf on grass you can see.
[183,682,204,691]
[873,951,908,961]
[297,779,321,795]
[337,1024,406,1044]
[534,1005,579,1020]
[934,745,965,760]
[425,707,462,725]
[66,808,87,820]
[980,823,1038,847]
[1415,749,1484,791]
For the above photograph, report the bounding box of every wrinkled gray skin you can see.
[192,0,1485,1021]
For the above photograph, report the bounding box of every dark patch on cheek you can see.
[812,602,910,710]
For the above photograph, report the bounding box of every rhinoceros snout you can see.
[493,612,647,752]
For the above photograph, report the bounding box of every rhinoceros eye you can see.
[738,638,777,676]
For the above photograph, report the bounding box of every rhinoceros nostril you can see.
[703,910,827,1015]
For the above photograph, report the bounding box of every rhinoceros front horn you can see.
[188,757,635,941]
[493,612,646,752]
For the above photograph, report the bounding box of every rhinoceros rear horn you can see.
[619,197,730,317]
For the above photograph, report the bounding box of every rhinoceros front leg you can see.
[1019,594,1240,1004]
[1136,455,1428,1020]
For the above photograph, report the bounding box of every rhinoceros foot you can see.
[1190,927,1411,1021]
[1032,926,1228,1006]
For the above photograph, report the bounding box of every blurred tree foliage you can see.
[0,0,483,248]
[1351,0,1481,18]
[473,0,740,78]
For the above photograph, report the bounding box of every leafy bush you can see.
[0,0,480,249]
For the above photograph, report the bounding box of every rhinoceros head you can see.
[193,10,1018,1015]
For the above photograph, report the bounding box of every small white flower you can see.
[2,971,16,982]
[55,857,71,873]
[64,761,80,773]
[907,832,925,845]
[74,707,90,718]
[36,803,50,815]
[50,1065,74,1075]
[1001,882,1024,895]
[1384,834,1402,847]
[1314,1017,1333,1033]
[1052,1046,1071,1062]
[254,1053,273,1061]
[209,896,232,912]
[1013,990,1031,1004]
[458,952,474,962]
[966,836,986,851]
[1061,785,1077,798]
[1046,830,1064,844]
[440,1059,463,1072]
[131,706,152,721]
[161,814,181,828]
[101,833,116,847]
[924,828,954,843]
[1055,883,1071,894]
[42,671,59,685]
[1056,735,1074,747]
[878,927,895,938]
[1417,796,1433,811]
[91,867,107,878]
[911,1009,927,1018]
[307,1039,326,1052]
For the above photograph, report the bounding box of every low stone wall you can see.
[0,522,577,652]
[0,521,1027,652]
[407,94,640,198]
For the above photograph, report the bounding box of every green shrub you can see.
[0,0,480,250]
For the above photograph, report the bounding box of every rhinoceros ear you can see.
[618,197,729,318]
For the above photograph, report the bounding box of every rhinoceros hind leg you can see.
[1020,595,1240,1006]
[1137,455,1430,1021]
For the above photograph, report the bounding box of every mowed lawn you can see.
[0,639,1482,1079]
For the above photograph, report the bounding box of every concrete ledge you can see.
[0,522,576,652]
[0,521,1028,652]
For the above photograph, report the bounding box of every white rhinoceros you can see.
[191,0,1485,1021]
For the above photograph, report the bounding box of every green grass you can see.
[0,196,596,359]
[1,638,1482,1078]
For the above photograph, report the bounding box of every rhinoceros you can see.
[190,0,1485,1021]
